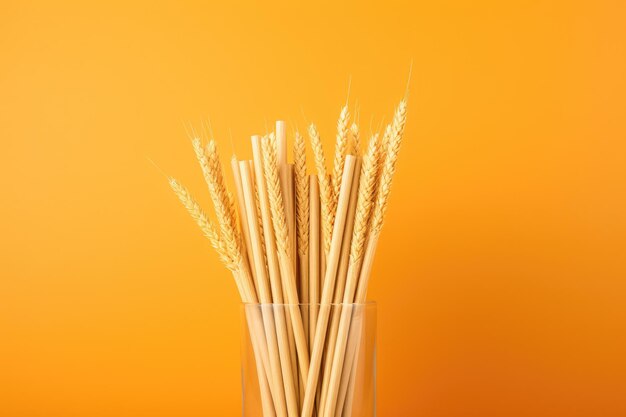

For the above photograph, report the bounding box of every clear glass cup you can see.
[241,303,377,417]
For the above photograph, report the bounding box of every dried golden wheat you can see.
[350,133,381,264]
[203,140,242,264]
[332,106,350,201]
[262,133,290,256]
[370,99,407,235]
[169,178,237,271]
[294,131,309,257]
[308,123,335,255]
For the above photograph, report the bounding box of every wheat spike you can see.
[308,123,335,254]
[331,106,350,201]
[294,131,309,257]
[169,178,237,271]
[227,190,237,231]
[253,172,268,270]
[350,133,381,264]
[370,99,407,235]
[262,133,290,256]
[202,140,242,264]
[192,137,214,195]
[193,138,238,249]
[381,123,393,151]
[349,122,360,156]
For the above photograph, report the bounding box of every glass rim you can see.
[241,301,377,307]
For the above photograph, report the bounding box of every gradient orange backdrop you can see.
[1,1,625,416]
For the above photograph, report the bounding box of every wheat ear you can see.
[200,140,242,265]
[308,123,335,255]
[350,133,381,264]
[381,123,393,152]
[349,122,360,156]
[294,131,309,257]
[369,99,407,236]
[169,178,237,271]
[332,106,350,200]
[354,98,407,305]
[262,134,290,256]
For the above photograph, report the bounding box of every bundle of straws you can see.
[168,95,407,417]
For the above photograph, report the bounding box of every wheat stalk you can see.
[294,131,309,257]
[308,123,335,255]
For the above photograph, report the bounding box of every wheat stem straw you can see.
[250,159,268,272]
[288,303,299,403]
[341,99,408,417]
[277,122,296,270]
[300,155,356,417]
[231,157,259,292]
[322,133,380,416]
[318,158,361,413]
[285,297,298,407]
[295,132,310,347]
[308,174,320,346]
[262,134,311,384]
[240,161,290,417]
[247,314,278,417]
[242,160,281,416]
[334,313,360,417]
[251,135,301,417]
[273,129,299,393]
[282,174,299,405]
[289,162,303,409]
[309,176,322,416]
[278,126,298,362]
[294,135,311,410]
[237,275,279,417]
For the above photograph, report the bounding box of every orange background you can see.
[1,1,625,416]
